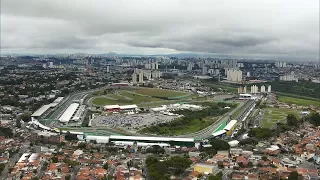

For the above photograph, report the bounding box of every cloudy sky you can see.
[1,0,319,60]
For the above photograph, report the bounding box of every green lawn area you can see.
[134,88,190,98]
[262,108,302,128]
[278,96,320,107]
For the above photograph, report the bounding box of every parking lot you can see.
[91,112,178,130]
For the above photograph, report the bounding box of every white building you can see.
[138,72,144,83]
[107,66,110,73]
[267,85,272,93]
[132,73,137,84]
[260,85,266,93]
[49,62,54,68]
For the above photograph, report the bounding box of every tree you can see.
[209,139,230,151]
[51,156,58,163]
[288,171,300,180]
[65,175,71,180]
[307,113,320,126]
[287,114,299,127]
[103,163,108,170]
[77,142,87,149]
[19,113,31,122]
[0,163,5,174]
[208,172,223,180]
[16,119,21,128]
[261,156,269,161]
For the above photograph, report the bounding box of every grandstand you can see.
[72,105,86,121]
[224,120,238,135]
[109,135,195,147]
[59,103,80,123]
[31,105,51,118]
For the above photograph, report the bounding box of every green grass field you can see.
[262,108,302,128]
[91,88,192,106]
[278,96,320,107]
[134,88,190,98]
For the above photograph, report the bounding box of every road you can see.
[0,143,28,179]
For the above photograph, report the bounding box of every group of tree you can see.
[202,139,230,155]
[0,127,13,138]
[146,145,165,154]
[140,102,233,135]
[248,113,301,141]
[208,171,223,180]
[64,131,78,141]
[270,81,320,99]
[146,156,192,180]
[306,112,320,126]
[0,163,5,174]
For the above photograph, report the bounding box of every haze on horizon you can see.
[0,0,319,61]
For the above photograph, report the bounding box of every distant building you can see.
[202,66,208,75]
[106,66,110,73]
[49,62,54,68]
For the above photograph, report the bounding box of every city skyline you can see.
[1,0,319,61]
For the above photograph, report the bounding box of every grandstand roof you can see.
[109,135,194,142]
[53,97,64,103]
[240,93,252,96]
[224,120,238,131]
[104,105,120,109]
[31,105,51,117]
[59,103,79,123]
[119,105,138,110]
[212,130,226,137]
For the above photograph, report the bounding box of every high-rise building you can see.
[132,73,137,84]
[260,85,266,93]
[187,63,193,71]
[267,85,272,93]
[49,62,54,68]
[243,86,247,93]
[202,66,208,75]
[155,62,159,70]
[151,63,156,70]
[138,72,144,83]
[107,66,110,73]
[145,71,152,80]
[226,68,242,82]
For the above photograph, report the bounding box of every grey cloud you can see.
[1,0,319,60]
